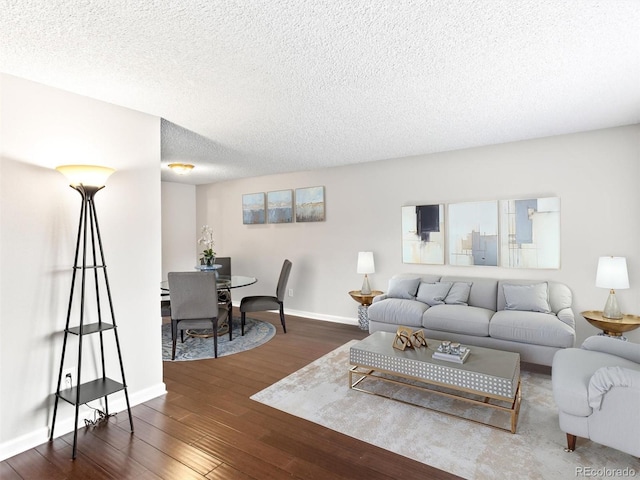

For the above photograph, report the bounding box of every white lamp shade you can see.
[357,252,375,274]
[596,256,629,289]
[56,165,115,187]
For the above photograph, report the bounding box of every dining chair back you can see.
[167,271,230,360]
[216,257,231,277]
[240,259,292,335]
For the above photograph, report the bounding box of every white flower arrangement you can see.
[198,225,216,264]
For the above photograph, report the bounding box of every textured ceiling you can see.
[2,1,639,185]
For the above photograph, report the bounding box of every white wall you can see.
[0,74,166,460]
[161,182,196,280]
[194,125,640,345]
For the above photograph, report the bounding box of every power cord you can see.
[84,404,116,428]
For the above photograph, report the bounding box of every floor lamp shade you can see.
[596,256,629,319]
[357,252,375,295]
[56,164,115,188]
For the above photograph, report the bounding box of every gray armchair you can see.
[240,259,292,335]
[168,271,230,360]
[552,335,640,456]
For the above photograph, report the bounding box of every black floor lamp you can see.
[50,165,133,459]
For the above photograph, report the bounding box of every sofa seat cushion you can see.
[422,304,493,336]
[490,310,575,348]
[368,298,428,327]
[552,347,640,417]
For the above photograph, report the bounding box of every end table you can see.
[349,290,383,331]
[581,310,640,341]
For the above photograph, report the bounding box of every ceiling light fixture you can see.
[168,163,195,175]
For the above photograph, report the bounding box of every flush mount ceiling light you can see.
[168,163,195,175]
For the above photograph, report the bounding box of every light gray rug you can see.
[162,316,275,361]
[251,341,637,480]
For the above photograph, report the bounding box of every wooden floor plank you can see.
[2,311,461,479]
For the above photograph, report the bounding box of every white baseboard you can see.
[0,382,167,462]
[230,302,359,327]
[1,308,359,462]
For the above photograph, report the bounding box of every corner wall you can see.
[196,124,640,345]
[161,182,197,280]
[0,74,165,460]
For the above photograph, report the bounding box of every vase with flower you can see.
[198,225,216,267]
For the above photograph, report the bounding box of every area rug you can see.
[162,316,275,361]
[251,341,637,480]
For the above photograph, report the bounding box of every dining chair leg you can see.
[213,318,218,358]
[279,303,287,333]
[171,320,178,360]
[241,311,246,336]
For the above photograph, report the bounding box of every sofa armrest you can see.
[556,307,575,329]
[372,294,388,303]
[581,336,640,364]
[588,366,640,410]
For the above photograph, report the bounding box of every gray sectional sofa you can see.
[367,274,575,366]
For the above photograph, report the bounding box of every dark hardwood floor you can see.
[2,310,462,479]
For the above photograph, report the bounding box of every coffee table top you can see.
[350,331,520,400]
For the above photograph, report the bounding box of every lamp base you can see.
[602,290,623,319]
[361,275,372,295]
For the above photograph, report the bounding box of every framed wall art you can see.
[242,192,266,224]
[267,189,293,223]
[448,200,498,266]
[295,186,325,222]
[401,204,445,264]
[499,196,560,269]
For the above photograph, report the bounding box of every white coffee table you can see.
[349,331,522,433]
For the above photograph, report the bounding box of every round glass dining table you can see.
[161,275,257,337]
[160,275,257,296]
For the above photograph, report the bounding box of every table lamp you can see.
[596,256,629,319]
[357,251,375,295]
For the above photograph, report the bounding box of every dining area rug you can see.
[251,341,637,480]
[162,316,275,361]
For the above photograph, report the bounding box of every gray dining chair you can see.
[215,257,231,277]
[168,271,230,360]
[239,259,292,335]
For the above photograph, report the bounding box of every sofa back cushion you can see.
[440,276,498,311]
[416,282,453,306]
[444,281,473,305]
[502,282,551,313]
[386,275,422,299]
[497,280,572,314]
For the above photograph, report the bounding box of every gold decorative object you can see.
[392,327,427,350]
[410,329,427,348]
[392,327,414,350]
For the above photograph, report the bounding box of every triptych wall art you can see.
[402,197,560,269]
[243,186,325,224]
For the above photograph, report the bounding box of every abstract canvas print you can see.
[267,190,293,223]
[295,186,325,222]
[401,204,445,264]
[500,197,560,269]
[242,192,266,224]
[449,201,498,266]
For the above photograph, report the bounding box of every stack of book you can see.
[432,344,470,364]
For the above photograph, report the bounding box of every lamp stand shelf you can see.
[49,179,133,460]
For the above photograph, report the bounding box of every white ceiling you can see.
[2,1,639,185]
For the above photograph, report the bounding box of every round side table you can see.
[581,310,640,341]
[349,290,383,331]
